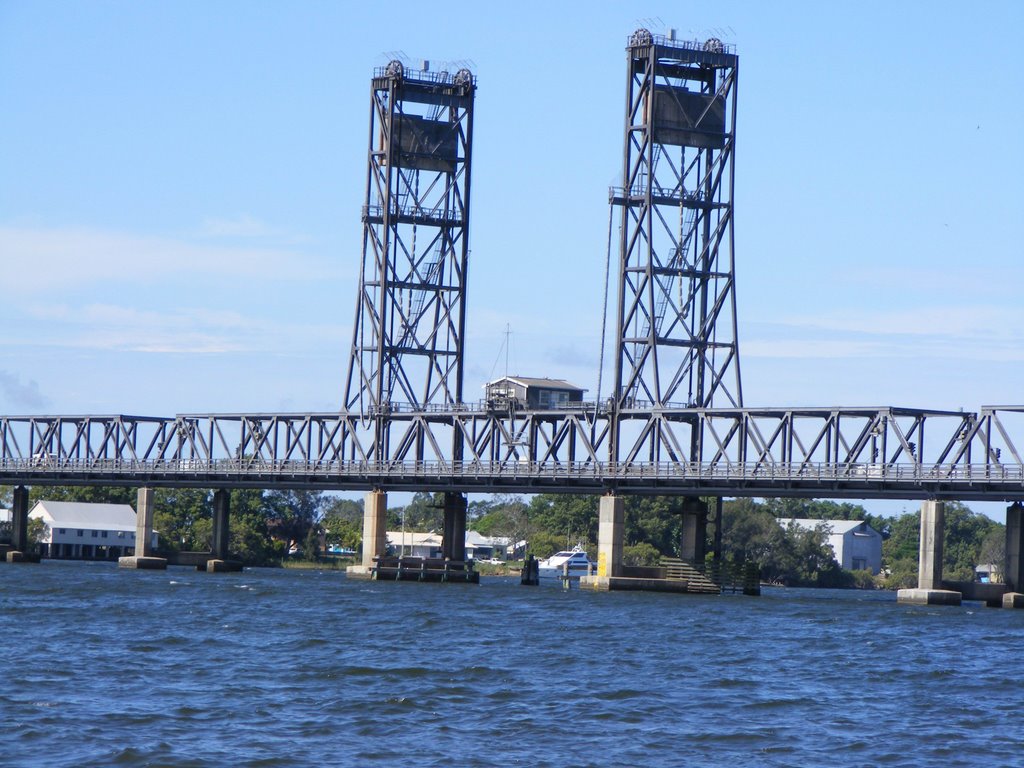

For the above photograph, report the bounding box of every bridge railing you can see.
[3,456,1022,487]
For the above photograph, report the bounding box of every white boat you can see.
[537,548,595,580]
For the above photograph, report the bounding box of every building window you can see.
[91,530,98,538]
[101,531,108,538]
[77,530,83,537]
[59,528,66,534]
[852,557,867,571]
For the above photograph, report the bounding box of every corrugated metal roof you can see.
[465,530,511,547]
[486,375,586,392]
[31,501,138,531]
[777,518,875,535]
[386,531,442,547]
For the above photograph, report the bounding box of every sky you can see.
[1,1,1022,519]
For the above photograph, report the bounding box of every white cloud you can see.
[775,305,1024,340]
[0,225,342,292]
[6,301,346,356]
[742,301,1024,364]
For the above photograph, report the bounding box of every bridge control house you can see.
[485,376,586,410]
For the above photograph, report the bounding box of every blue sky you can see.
[2,1,1022,518]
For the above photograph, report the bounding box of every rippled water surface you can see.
[2,561,1023,767]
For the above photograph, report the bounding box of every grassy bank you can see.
[280,557,356,570]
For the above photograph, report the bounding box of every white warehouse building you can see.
[30,501,157,561]
[778,518,883,574]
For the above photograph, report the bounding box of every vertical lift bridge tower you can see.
[604,30,742,572]
[345,61,476,570]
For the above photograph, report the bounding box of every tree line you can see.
[1,484,363,566]
[2,485,1005,586]
[467,494,1004,589]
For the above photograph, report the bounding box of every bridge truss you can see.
[2,406,1022,501]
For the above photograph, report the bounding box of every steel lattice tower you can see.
[345,61,476,419]
[611,30,742,415]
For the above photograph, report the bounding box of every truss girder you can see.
[1,407,1022,500]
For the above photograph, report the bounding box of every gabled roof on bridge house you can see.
[486,376,585,393]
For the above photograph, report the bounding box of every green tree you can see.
[471,495,530,551]
[623,541,661,566]
[942,501,997,581]
[28,485,136,506]
[623,496,684,556]
[528,494,598,548]
[978,526,1006,581]
[720,498,779,566]
[26,517,46,553]
[526,530,564,559]
[153,488,212,552]
[227,488,278,565]
[265,489,326,548]
[321,496,363,552]
[389,492,444,531]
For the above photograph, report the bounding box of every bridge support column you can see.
[680,497,708,563]
[205,489,241,572]
[347,489,387,579]
[1003,503,1024,608]
[442,492,467,562]
[211,489,230,559]
[5,486,36,563]
[118,487,166,570]
[596,493,624,579]
[898,500,959,606]
[713,497,723,563]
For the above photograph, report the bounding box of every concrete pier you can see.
[581,493,624,589]
[897,500,960,606]
[1001,502,1024,608]
[347,489,387,579]
[680,497,708,563]
[206,489,242,572]
[5,486,36,563]
[212,489,230,560]
[1005,502,1024,593]
[442,492,467,562]
[118,487,167,570]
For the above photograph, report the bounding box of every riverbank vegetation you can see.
[2,484,1004,587]
[467,494,1003,590]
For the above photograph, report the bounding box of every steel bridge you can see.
[2,405,1023,502]
[2,31,1022,508]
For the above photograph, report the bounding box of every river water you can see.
[2,561,1022,767]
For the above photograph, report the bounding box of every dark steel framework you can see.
[344,62,476,431]
[1,38,1022,509]
[611,31,742,462]
[612,31,741,410]
[2,407,1022,502]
